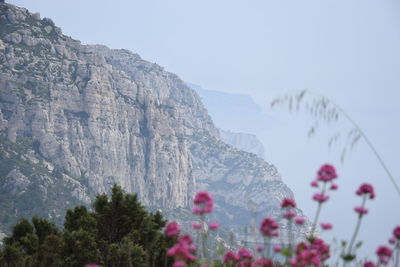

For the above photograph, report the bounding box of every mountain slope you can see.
[0,3,307,240]
[219,129,265,159]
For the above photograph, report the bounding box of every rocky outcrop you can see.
[0,2,308,239]
[220,129,265,159]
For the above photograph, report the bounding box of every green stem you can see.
[311,203,322,237]
[347,196,367,255]
[288,216,293,259]
[200,214,208,260]
[311,182,327,237]
[395,242,399,267]
[264,236,271,259]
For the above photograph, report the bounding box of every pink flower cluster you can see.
[260,217,279,237]
[311,164,338,206]
[367,225,400,266]
[294,217,305,225]
[281,198,296,208]
[312,193,329,203]
[164,221,180,237]
[320,223,332,230]
[317,164,337,182]
[354,206,368,216]
[281,198,297,220]
[353,183,375,218]
[376,245,392,265]
[208,221,219,230]
[223,250,240,264]
[393,225,400,239]
[191,221,201,230]
[252,258,275,267]
[363,261,376,267]
[290,238,330,267]
[356,183,375,199]
[223,248,278,267]
[167,231,196,265]
[192,191,213,214]
[162,165,398,267]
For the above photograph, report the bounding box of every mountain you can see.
[188,83,271,134]
[188,83,268,159]
[219,130,265,159]
[0,3,308,240]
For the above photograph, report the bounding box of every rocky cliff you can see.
[0,3,308,239]
[219,129,265,159]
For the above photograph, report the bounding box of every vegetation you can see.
[164,164,400,267]
[0,185,174,267]
[0,166,399,266]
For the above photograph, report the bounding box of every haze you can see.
[8,0,400,258]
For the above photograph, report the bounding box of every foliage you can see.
[165,165,400,267]
[0,185,174,267]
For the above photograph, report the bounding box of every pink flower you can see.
[290,239,330,266]
[252,258,274,267]
[167,234,196,263]
[311,238,330,261]
[310,180,319,187]
[192,221,201,230]
[209,222,219,230]
[393,225,400,239]
[317,164,337,182]
[354,206,368,215]
[284,210,296,220]
[237,248,253,259]
[260,217,279,237]
[273,245,282,252]
[290,246,320,267]
[167,243,196,262]
[192,191,213,214]
[255,245,264,252]
[281,198,296,208]
[270,231,279,237]
[376,245,392,265]
[330,183,338,190]
[320,222,332,230]
[223,251,239,264]
[313,193,329,203]
[388,238,396,244]
[164,221,180,237]
[178,234,193,245]
[363,261,376,267]
[294,217,305,225]
[356,183,375,199]
[173,261,186,267]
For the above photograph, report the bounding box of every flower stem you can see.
[311,203,322,237]
[311,183,327,237]
[347,196,367,255]
[200,214,208,260]
[288,217,293,259]
[264,236,271,259]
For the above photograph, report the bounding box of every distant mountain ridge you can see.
[219,129,265,159]
[0,2,309,240]
[188,83,267,159]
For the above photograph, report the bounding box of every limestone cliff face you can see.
[219,129,265,159]
[0,3,307,238]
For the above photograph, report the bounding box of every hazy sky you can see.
[9,0,400,259]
